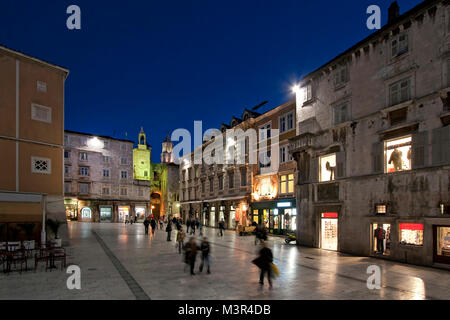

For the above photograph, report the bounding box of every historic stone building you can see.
[289,0,450,268]
[64,130,150,223]
[180,108,260,228]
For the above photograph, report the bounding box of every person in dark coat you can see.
[166,221,173,241]
[219,220,225,237]
[143,219,150,235]
[184,237,199,275]
[186,219,191,234]
[252,242,273,288]
[199,237,211,274]
[150,218,157,236]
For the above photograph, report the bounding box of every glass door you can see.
[321,213,338,251]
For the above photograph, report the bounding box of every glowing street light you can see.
[292,84,300,94]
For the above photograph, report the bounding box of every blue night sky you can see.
[1,0,421,162]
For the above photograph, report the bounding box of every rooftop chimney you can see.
[388,1,400,24]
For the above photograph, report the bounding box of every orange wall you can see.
[0,53,16,137]
[19,58,65,145]
[19,141,63,196]
[0,139,16,190]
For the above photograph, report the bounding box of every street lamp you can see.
[292,84,300,94]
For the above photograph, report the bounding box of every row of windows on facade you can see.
[181,146,294,181]
[315,128,450,183]
[64,150,129,165]
[64,136,130,151]
[64,166,130,179]
[258,111,295,141]
[64,183,143,196]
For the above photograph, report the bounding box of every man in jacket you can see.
[150,218,157,236]
[143,218,150,235]
[199,237,211,274]
[374,225,386,254]
[166,221,172,241]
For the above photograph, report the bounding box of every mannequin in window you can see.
[374,225,386,254]
[388,148,403,171]
[325,161,336,181]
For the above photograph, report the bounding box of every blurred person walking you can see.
[199,237,211,274]
[252,242,273,288]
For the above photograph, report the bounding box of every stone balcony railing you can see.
[288,132,315,155]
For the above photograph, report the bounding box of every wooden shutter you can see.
[372,142,384,174]
[412,131,428,169]
[432,126,450,166]
[335,151,346,179]
[310,157,318,183]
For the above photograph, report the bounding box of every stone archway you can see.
[150,192,163,219]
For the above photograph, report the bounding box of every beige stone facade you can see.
[289,0,450,268]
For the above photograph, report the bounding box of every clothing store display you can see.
[388,149,403,171]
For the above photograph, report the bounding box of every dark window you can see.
[389,108,408,126]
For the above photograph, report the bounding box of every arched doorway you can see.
[150,193,162,219]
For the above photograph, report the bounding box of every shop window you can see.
[389,77,411,106]
[81,207,92,219]
[375,204,387,215]
[391,33,409,58]
[436,227,450,257]
[373,224,391,255]
[400,223,423,246]
[284,208,297,232]
[319,154,336,182]
[385,136,412,173]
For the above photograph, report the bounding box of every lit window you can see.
[102,186,110,195]
[319,154,336,182]
[400,223,423,246]
[81,207,92,219]
[389,78,411,106]
[280,174,295,194]
[376,205,387,215]
[385,136,412,173]
[280,175,287,194]
[288,174,294,193]
[436,227,450,258]
[31,157,51,174]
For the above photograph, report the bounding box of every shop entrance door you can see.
[321,213,338,251]
[434,226,450,264]
[372,223,391,256]
[100,207,112,222]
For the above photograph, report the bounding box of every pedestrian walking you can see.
[199,220,204,236]
[199,237,211,274]
[191,222,196,235]
[219,220,225,237]
[254,223,267,245]
[150,217,157,236]
[186,218,191,234]
[143,218,150,235]
[166,220,173,241]
[159,218,164,230]
[252,242,273,288]
[184,237,199,275]
[195,218,200,230]
[176,228,186,254]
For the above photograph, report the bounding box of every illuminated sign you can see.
[322,212,338,218]
[277,202,292,208]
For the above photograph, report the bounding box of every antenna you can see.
[252,100,269,111]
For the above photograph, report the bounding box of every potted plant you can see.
[46,219,63,247]
[18,223,36,250]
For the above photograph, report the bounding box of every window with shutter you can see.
[432,126,450,166]
[389,78,411,106]
[335,152,346,178]
[412,131,428,169]
[372,142,384,174]
[310,157,319,182]
[31,104,52,123]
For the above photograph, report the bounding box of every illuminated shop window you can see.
[280,174,294,194]
[373,223,391,256]
[436,227,450,257]
[319,154,336,182]
[81,207,92,219]
[385,136,412,173]
[376,204,387,215]
[399,223,423,246]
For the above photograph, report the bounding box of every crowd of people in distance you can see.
[140,214,275,287]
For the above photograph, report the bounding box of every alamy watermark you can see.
[366,265,381,290]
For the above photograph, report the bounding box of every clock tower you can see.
[133,127,151,181]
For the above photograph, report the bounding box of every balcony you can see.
[289,132,315,154]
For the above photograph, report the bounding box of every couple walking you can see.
[183,237,211,275]
[143,217,157,236]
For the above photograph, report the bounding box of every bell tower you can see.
[133,127,151,181]
[161,134,174,164]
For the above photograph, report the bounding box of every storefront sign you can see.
[322,212,338,218]
[399,223,423,231]
[277,202,292,208]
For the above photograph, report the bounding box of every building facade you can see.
[289,0,450,268]
[64,130,150,223]
[0,44,69,243]
[251,99,298,235]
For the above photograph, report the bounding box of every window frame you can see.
[389,77,411,106]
